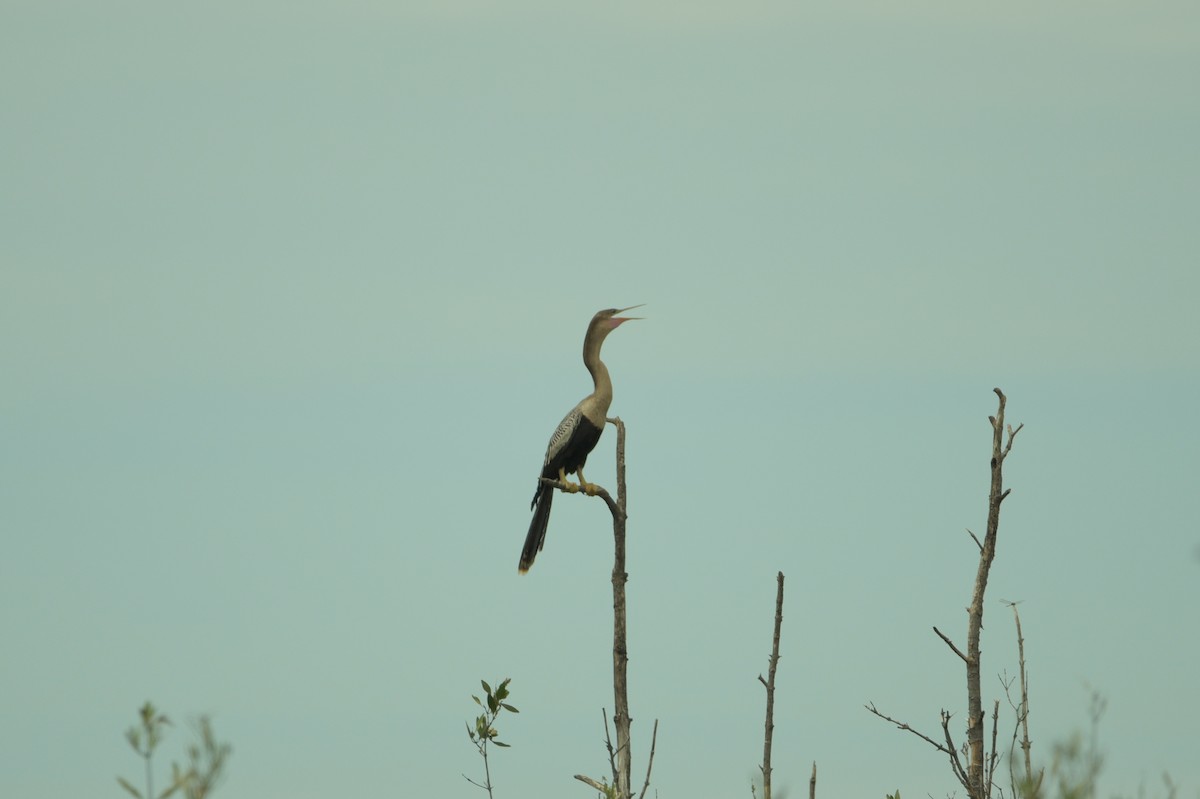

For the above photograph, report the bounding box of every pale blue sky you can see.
[2,2,1198,798]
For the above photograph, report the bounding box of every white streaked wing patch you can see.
[544,406,582,465]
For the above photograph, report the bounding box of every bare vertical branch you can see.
[941,710,972,792]
[965,388,1021,799]
[609,417,632,799]
[757,572,785,799]
[1013,604,1034,789]
[868,390,1021,799]
[564,418,652,799]
[986,699,1000,799]
[1003,601,1043,798]
[603,708,618,788]
[636,719,659,799]
[809,761,817,799]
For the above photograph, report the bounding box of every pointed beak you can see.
[612,303,645,322]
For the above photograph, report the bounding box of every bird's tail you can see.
[519,484,554,573]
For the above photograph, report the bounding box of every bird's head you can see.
[593,304,644,332]
[583,305,643,359]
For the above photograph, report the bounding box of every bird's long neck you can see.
[583,326,613,414]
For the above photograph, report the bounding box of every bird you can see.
[518,305,642,573]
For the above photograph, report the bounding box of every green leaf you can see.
[471,695,482,706]
[117,777,144,799]
[493,740,510,748]
[487,694,499,713]
[480,680,492,696]
[500,703,519,713]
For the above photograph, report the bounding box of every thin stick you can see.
[603,708,618,787]
[1013,604,1034,787]
[986,699,1000,799]
[636,719,659,799]
[809,762,817,799]
[758,572,785,799]
[941,710,971,791]
[574,774,608,793]
[1003,600,1043,796]
[933,626,969,664]
[967,528,984,554]
[865,703,953,756]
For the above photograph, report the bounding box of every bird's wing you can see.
[544,405,583,466]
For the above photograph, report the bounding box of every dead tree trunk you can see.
[567,418,658,799]
[965,387,1021,798]
[867,388,1022,799]
[611,416,632,799]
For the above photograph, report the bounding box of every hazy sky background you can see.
[3,2,1198,797]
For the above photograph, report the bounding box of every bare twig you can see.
[866,703,953,756]
[636,720,659,799]
[1001,669,1022,799]
[463,775,489,791]
[1002,423,1024,459]
[934,626,970,664]
[1012,605,1035,790]
[1001,601,1042,798]
[942,710,971,791]
[574,774,609,793]
[810,761,817,799]
[577,708,642,797]
[986,699,1000,799]
[603,708,618,787]
[759,572,785,799]
[967,528,984,553]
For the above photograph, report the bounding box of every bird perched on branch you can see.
[518,305,642,573]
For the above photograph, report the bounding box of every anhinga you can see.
[518,305,642,573]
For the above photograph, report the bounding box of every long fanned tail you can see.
[519,484,554,573]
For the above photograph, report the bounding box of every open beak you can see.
[612,303,645,322]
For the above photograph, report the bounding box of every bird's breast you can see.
[576,393,611,427]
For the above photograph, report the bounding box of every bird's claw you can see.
[581,482,599,496]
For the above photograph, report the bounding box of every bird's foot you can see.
[557,468,581,493]
[581,482,600,496]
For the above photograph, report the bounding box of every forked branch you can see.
[572,418,643,799]
[865,702,953,757]
[868,389,1022,799]
[942,710,971,791]
[962,388,1021,798]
